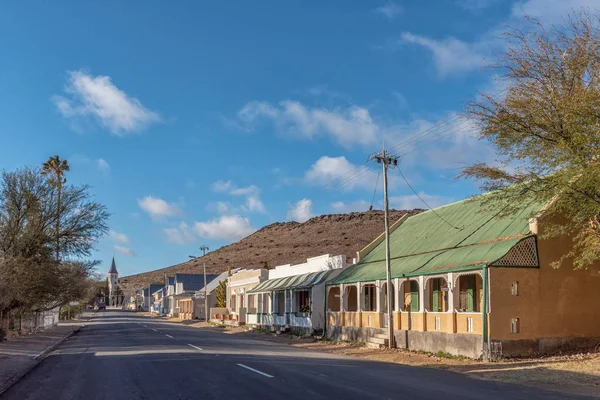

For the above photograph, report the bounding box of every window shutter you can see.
[432,279,439,312]
[467,275,475,312]
[410,281,419,312]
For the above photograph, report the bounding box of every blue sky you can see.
[0,0,591,276]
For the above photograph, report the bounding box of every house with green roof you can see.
[242,254,351,334]
[324,194,600,358]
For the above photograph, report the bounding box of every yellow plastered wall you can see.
[490,217,600,341]
[456,312,482,334]
[361,312,382,328]
[489,268,540,340]
[426,312,454,333]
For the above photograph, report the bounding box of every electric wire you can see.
[369,169,381,211]
[396,166,462,230]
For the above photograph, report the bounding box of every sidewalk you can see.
[0,320,86,395]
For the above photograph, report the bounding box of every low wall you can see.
[496,336,600,357]
[327,326,483,359]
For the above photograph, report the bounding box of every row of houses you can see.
[138,193,600,359]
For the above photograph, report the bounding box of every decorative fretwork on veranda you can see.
[492,236,539,267]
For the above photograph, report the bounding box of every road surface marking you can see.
[152,329,157,332]
[237,363,273,378]
[188,344,203,351]
[165,334,174,338]
[142,325,147,327]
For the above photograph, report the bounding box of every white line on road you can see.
[237,363,273,378]
[152,329,157,332]
[142,325,147,327]
[165,334,174,338]
[188,344,203,351]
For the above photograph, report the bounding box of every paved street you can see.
[1,310,591,400]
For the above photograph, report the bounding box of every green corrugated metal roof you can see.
[328,195,545,285]
[248,270,333,293]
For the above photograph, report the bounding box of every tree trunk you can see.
[56,182,61,262]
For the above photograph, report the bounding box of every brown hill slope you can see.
[120,210,421,292]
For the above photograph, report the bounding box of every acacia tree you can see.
[462,12,600,269]
[0,164,109,327]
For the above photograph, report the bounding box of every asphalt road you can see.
[1,310,592,400]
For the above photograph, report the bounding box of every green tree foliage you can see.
[462,12,600,269]
[215,280,227,308]
[41,155,70,261]
[0,163,109,323]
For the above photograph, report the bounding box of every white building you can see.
[245,254,352,334]
[107,257,123,307]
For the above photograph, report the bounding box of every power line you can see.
[320,115,466,192]
[387,115,463,154]
[392,120,476,159]
[369,168,381,211]
[396,167,462,230]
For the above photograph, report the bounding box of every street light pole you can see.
[200,245,209,321]
[190,246,210,321]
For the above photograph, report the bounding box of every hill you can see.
[120,209,421,292]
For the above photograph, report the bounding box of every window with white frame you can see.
[295,290,310,313]
[274,291,285,315]
[467,317,473,333]
[248,294,255,310]
[363,284,377,312]
[230,294,236,311]
[511,318,520,333]
[263,293,271,313]
[511,282,519,296]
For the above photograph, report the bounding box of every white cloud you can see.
[193,215,256,241]
[114,245,135,256]
[456,0,498,10]
[511,0,598,25]
[400,33,487,77]
[230,185,258,196]
[287,198,312,222]
[109,230,129,244]
[210,182,267,214]
[214,201,233,214]
[400,0,596,78]
[52,70,160,135]
[164,222,196,245]
[96,158,110,173]
[392,91,408,109]
[211,180,234,193]
[389,193,453,210]
[138,196,182,220]
[374,2,403,20]
[305,156,378,191]
[236,100,380,148]
[243,195,267,214]
[331,200,372,213]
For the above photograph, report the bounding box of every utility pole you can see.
[189,245,210,321]
[369,147,398,350]
[200,245,209,322]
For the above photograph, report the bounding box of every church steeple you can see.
[108,256,118,274]
[107,257,120,307]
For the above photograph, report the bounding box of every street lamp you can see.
[189,245,209,322]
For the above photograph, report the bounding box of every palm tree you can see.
[41,155,70,261]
